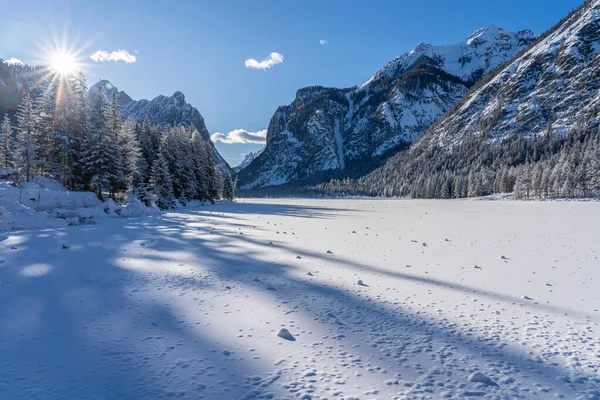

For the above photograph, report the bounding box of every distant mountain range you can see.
[233,149,263,172]
[237,25,536,189]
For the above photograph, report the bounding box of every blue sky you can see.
[2,0,583,166]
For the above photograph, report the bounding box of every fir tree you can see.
[16,94,39,182]
[151,151,175,209]
[66,71,89,190]
[81,89,123,199]
[213,165,223,200]
[0,115,15,170]
[222,172,234,201]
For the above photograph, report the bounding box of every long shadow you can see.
[193,201,360,219]
[121,210,600,398]
[1,203,598,399]
[0,222,292,399]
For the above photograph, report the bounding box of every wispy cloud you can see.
[245,52,284,70]
[211,129,267,144]
[90,50,136,63]
[319,39,328,45]
[3,58,24,66]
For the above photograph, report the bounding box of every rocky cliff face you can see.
[417,0,600,148]
[238,25,535,189]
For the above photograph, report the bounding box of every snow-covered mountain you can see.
[416,0,600,148]
[233,148,264,172]
[88,80,231,173]
[238,25,535,189]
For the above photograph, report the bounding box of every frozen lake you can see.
[1,199,599,399]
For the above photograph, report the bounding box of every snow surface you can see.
[1,199,599,399]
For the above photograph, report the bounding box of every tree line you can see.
[314,115,600,200]
[0,72,234,208]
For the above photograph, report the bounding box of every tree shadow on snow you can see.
[0,203,598,399]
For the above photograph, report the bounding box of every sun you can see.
[50,52,77,75]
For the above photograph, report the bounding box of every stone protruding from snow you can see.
[357,279,367,286]
[468,371,499,387]
[277,328,296,341]
[326,250,333,254]
[522,295,533,301]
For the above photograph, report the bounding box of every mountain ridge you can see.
[238,25,536,189]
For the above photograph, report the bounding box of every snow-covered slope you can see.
[238,26,535,189]
[233,148,264,172]
[419,0,600,147]
[88,80,231,174]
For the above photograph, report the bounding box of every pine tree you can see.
[222,172,234,201]
[16,94,39,182]
[190,130,209,200]
[35,85,59,177]
[151,151,175,209]
[0,115,15,170]
[66,71,89,190]
[204,142,218,203]
[118,118,142,189]
[213,165,223,200]
[81,89,123,199]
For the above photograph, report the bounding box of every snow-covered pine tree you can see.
[222,172,234,201]
[0,115,15,170]
[190,130,209,200]
[160,125,196,201]
[204,141,218,203]
[119,117,142,189]
[35,85,59,177]
[213,165,223,200]
[81,88,123,199]
[16,94,39,182]
[151,151,175,209]
[66,71,89,190]
[138,116,157,174]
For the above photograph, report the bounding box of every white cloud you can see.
[245,52,284,70]
[3,57,24,66]
[319,40,328,45]
[211,129,267,144]
[90,50,136,63]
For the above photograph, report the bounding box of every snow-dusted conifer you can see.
[222,172,234,201]
[0,115,15,169]
[151,151,175,209]
[16,94,39,181]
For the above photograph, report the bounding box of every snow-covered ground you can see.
[1,198,599,399]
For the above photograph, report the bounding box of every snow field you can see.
[0,199,599,399]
